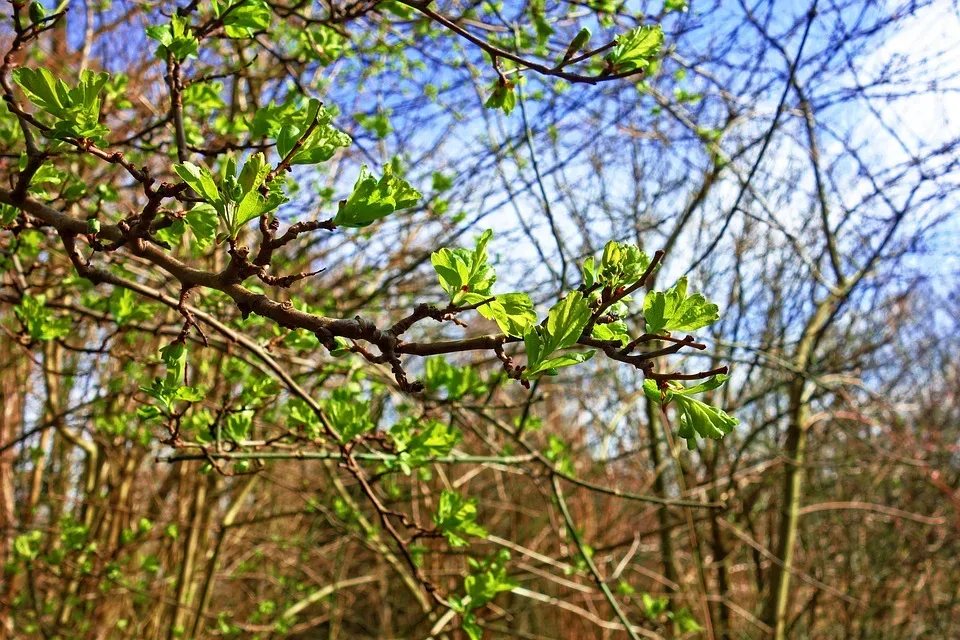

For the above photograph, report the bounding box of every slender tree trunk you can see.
[763,298,834,637]
[763,379,811,639]
[645,396,678,593]
[170,467,209,640]
[708,442,731,639]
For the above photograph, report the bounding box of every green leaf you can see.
[431,229,497,305]
[545,291,592,352]
[325,388,374,442]
[433,490,487,547]
[581,255,597,288]
[641,592,669,619]
[591,319,630,345]
[523,328,543,375]
[485,81,517,114]
[14,294,71,341]
[462,617,482,640]
[334,164,422,228]
[13,531,42,561]
[298,26,345,65]
[109,287,152,326]
[389,417,461,472]
[560,27,591,63]
[13,68,110,139]
[159,342,187,384]
[217,0,272,37]
[174,162,221,205]
[273,99,351,165]
[431,171,453,192]
[535,350,596,375]
[643,276,719,334]
[223,411,252,441]
[29,2,46,24]
[176,154,288,238]
[464,558,518,608]
[355,111,393,139]
[2,203,19,226]
[233,153,287,229]
[174,386,205,403]
[146,14,198,60]
[522,292,594,379]
[643,375,738,449]
[423,358,489,399]
[276,124,300,160]
[380,0,413,18]
[669,607,703,633]
[468,291,536,337]
[13,67,67,117]
[606,25,664,73]
[669,373,729,397]
[594,240,651,290]
[185,204,219,248]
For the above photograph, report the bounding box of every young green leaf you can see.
[175,153,288,238]
[174,162,221,205]
[13,531,42,561]
[140,343,206,414]
[13,68,110,139]
[464,556,518,608]
[468,291,537,338]
[388,417,462,473]
[213,0,272,37]
[185,204,219,249]
[29,1,46,24]
[223,411,253,441]
[606,25,664,73]
[523,292,595,379]
[545,291,592,352]
[595,240,651,290]
[432,229,496,305]
[560,27,591,64]
[423,358,489,399]
[14,294,71,341]
[669,607,703,633]
[485,81,517,115]
[233,153,287,229]
[325,388,375,443]
[641,593,670,619]
[12,68,66,117]
[298,26,345,65]
[433,489,488,547]
[431,230,535,334]
[274,99,351,165]
[591,319,630,345]
[333,164,422,228]
[643,374,738,449]
[145,14,198,61]
[643,276,719,334]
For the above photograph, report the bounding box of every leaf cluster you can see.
[174,152,288,239]
[643,375,738,449]
[431,230,536,337]
[13,68,110,139]
[523,292,595,379]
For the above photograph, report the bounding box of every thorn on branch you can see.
[258,266,325,288]
[176,286,208,347]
